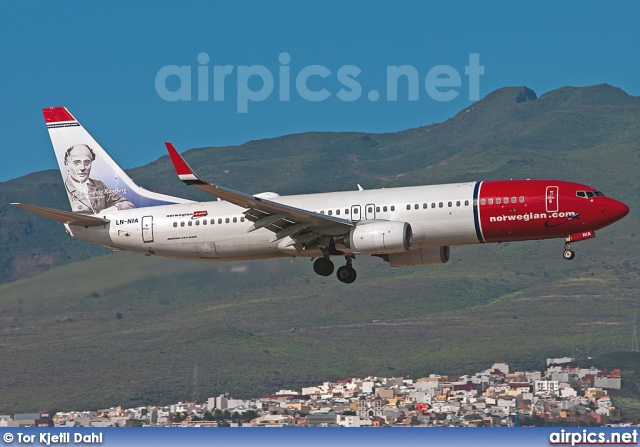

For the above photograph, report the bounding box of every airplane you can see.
[12,107,630,284]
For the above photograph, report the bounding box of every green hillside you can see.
[0,84,638,414]
[1,84,638,283]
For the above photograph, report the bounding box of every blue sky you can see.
[1,0,638,181]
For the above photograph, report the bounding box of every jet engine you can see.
[385,246,450,268]
[345,221,412,254]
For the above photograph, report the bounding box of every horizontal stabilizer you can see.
[11,203,109,227]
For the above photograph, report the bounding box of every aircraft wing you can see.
[165,143,354,244]
[11,203,109,227]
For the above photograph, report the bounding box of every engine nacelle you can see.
[346,221,412,254]
[387,246,450,268]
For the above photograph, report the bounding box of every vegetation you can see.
[0,84,638,414]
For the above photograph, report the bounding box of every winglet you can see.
[165,142,201,183]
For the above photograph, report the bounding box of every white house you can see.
[338,415,373,427]
[534,380,559,395]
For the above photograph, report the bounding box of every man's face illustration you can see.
[66,145,93,183]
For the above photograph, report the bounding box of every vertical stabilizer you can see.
[44,107,190,214]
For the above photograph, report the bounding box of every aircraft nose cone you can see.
[608,199,629,222]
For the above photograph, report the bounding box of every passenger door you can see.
[546,186,559,213]
[142,216,154,243]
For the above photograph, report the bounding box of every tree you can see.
[241,410,259,422]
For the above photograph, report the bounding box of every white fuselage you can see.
[67,182,479,261]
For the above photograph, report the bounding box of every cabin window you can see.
[241,217,245,222]
[406,204,411,210]
[218,218,222,224]
[496,198,501,204]
[203,219,207,225]
[480,199,486,205]
[465,200,469,206]
[431,203,436,208]
[173,222,177,228]
[439,202,443,208]
[336,209,341,215]
[225,218,230,223]
[375,207,380,212]
[195,220,200,226]
[519,196,524,203]
[488,198,494,205]
[390,206,395,211]
[383,206,388,212]
[188,221,193,226]
[345,209,349,214]
[233,217,237,223]
[511,197,516,203]
[320,210,325,214]
[180,221,185,227]
[456,201,460,206]
[368,206,373,213]
[504,197,509,204]
[423,203,428,209]
[328,210,333,216]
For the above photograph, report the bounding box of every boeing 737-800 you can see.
[12,107,630,283]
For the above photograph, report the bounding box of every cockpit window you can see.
[577,190,604,198]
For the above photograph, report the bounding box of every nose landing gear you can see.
[563,242,575,260]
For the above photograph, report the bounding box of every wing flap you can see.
[12,203,109,227]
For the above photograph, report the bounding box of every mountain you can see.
[0,84,638,414]
[1,84,638,283]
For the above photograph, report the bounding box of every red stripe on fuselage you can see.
[478,180,628,243]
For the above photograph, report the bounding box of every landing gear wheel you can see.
[336,266,357,284]
[563,249,575,260]
[313,257,334,276]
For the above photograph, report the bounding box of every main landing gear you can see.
[563,242,575,260]
[313,257,334,276]
[312,256,357,283]
[336,256,357,284]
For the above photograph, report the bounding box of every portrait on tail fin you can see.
[63,144,135,214]
[44,106,189,213]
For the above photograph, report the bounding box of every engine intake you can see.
[386,246,450,268]
[346,221,412,254]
